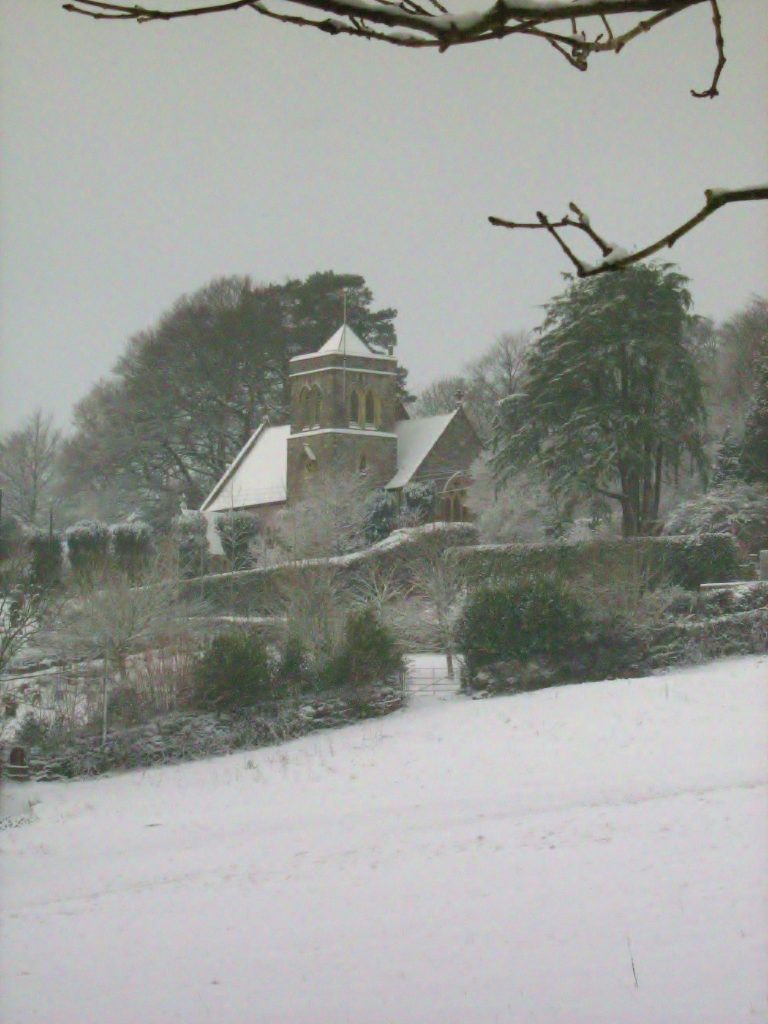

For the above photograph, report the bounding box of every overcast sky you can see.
[1,0,767,432]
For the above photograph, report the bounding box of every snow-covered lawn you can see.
[2,657,767,1024]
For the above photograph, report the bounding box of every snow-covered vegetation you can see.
[2,656,766,1023]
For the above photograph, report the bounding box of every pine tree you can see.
[492,263,708,536]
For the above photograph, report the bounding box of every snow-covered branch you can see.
[63,1,714,71]
[489,186,768,277]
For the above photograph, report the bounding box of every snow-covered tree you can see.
[492,264,708,537]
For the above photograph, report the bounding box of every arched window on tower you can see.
[349,390,360,427]
[299,387,312,430]
[310,387,321,427]
[364,390,375,427]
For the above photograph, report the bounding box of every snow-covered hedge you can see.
[447,533,741,591]
[182,522,478,615]
[65,519,111,576]
[23,686,405,780]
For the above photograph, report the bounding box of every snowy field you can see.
[2,656,767,1024]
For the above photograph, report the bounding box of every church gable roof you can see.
[386,411,458,490]
[201,424,290,512]
[200,410,469,514]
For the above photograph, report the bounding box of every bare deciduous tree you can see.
[0,411,61,527]
[401,529,465,677]
[275,472,372,560]
[56,552,192,742]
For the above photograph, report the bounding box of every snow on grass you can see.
[2,656,767,1024]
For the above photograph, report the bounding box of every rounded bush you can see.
[192,630,274,711]
[321,607,404,689]
[457,575,587,675]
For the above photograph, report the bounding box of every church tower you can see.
[286,324,399,502]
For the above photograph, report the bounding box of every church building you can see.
[200,324,481,549]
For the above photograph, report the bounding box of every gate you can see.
[405,656,461,697]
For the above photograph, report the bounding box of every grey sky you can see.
[1,0,767,432]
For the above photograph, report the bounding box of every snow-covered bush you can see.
[26,529,63,590]
[399,481,436,527]
[65,519,110,577]
[215,511,260,570]
[364,489,398,544]
[172,511,210,578]
[192,630,275,711]
[320,607,404,690]
[111,519,153,578]
[664,484,768,555]
[458,576,585,678]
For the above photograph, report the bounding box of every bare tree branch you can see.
[62,1,715,73]
[690,0,725,97]
[489,186,768,277]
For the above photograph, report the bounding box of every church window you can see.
[310,387,321,427]
[349,390,360,427]
[364,390,375,427]
[299,387,312,430]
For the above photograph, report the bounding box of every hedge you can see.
[446,533,741,591]
[180,522,478,615]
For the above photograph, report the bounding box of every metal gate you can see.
[405,659,461,697]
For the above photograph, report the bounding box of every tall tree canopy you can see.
[60,271,399,523]
[492,264,708,536]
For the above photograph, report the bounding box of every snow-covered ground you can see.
[2,656,767,1024]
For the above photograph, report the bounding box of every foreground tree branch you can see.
[63,1,716,71]
[61,1,766,274]
[489,186,768,277]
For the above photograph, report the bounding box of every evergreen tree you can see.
[492,264,707,536]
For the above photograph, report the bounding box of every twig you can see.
[690,0,725,97]
[489,185,768,277]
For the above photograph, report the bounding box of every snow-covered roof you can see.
[201,410,461,513]
[386,411,458,490]
[290,324,394,364]
[201,424,290,512]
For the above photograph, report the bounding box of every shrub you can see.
[277,634,315,693]
[320,607,404,690]
[111,520,153,577]
[664,484,768,556]
[364,490,398,544]
[0,514,23,561]
[400,481,436,527]
[66,519,110,577]
[173,512,210,578]
[27,529,63,589]
[192,630,274,711]
[458,575,586,676]
[215,511,260,570]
